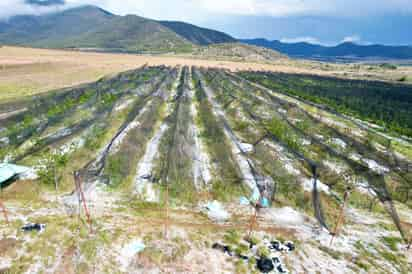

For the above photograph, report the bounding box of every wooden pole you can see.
[330,190,350,246]
[165,181,169,240]
[0,199,9,224]
[247,204,259,239]
[74,172,93,233]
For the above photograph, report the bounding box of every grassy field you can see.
[1,46,412,104]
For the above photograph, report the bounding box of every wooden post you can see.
[0,199,9,224]
[74,172,93,233]
[248,204,259,239]
[165,181,169,240]
[330,190,350,246]
[54,161,58,192]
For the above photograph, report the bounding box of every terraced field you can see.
[1,66,412,273]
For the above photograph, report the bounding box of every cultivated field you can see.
[1,65,411,273]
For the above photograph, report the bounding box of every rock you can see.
[285,241,295,252]
[21,223,46,232]
[270,241,281,251]
[239,254,249,260]
[257,258,274,273]
[276,264,288,273]
[272,257,281,265]
[212,243,233,256]
[140,173,152,180]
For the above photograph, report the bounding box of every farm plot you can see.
[1,66,412,273]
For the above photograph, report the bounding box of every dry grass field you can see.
[0,46,411,103]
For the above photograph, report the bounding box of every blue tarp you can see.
[0,163,31,184]
[261,197,270,208]
[239,191,270,208]
[250,188,260,203]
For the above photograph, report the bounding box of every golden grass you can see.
[1,46,411,103]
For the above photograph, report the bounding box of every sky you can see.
[1,0,412,45]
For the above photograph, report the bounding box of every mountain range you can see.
[0,5,412,60]
[0,5,235,53]
[241,38,412,60]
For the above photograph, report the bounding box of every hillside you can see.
[191,42,284,62]
[0,5,237,53]
[242,38,412,60]
[159,21,236,45]
[0,6,114,46]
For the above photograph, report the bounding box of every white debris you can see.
[302,178,330,194]
[331,138,347,149]
[203,200,230,222]
[58,137,85,155]
[314,134,325,140]
[239,143,254,153]
[18,167,38,180]
[0,136,9,145]
[323,160,345,175]
[278,108,287,114]
[363,159,389,174]
[283,162,301,175]
[114,98,134,112]
[262,207,305,226]
[356,180,377,196]
[50,127,72,139]
[301,139,311,146]
[135,123,169,202]
[263,140,301,175]
[349,153,362,162]
[118,239,145,272]
[350,153,389,175]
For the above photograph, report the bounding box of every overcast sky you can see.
[1,0,412,45]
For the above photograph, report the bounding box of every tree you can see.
[38,150,69,191]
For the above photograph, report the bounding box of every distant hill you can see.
[159,21,236,46]
[0,5,235,53]
[191,43,284,62]
[241,38,412,60]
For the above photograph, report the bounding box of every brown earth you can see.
[1,46,411,103]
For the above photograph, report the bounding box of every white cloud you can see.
[280,36,322,44]
[195,0,412,17]
[341,35,361,43]
[1,0,412,19]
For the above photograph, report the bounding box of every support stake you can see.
[0,199,9,224]
[330,189,350,246]
[74,171,93,233]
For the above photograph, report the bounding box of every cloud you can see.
[280,36,322,44]
[1,0,412,21]
[341,35,361,43]
[194,0,412,17]
[25,0,65,6]
[0,0,75,19]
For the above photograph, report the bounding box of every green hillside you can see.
[0,5,235,53]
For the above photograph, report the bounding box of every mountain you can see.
[158,21,236,46]
[241,38,412,60]
[0,5,235,53]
